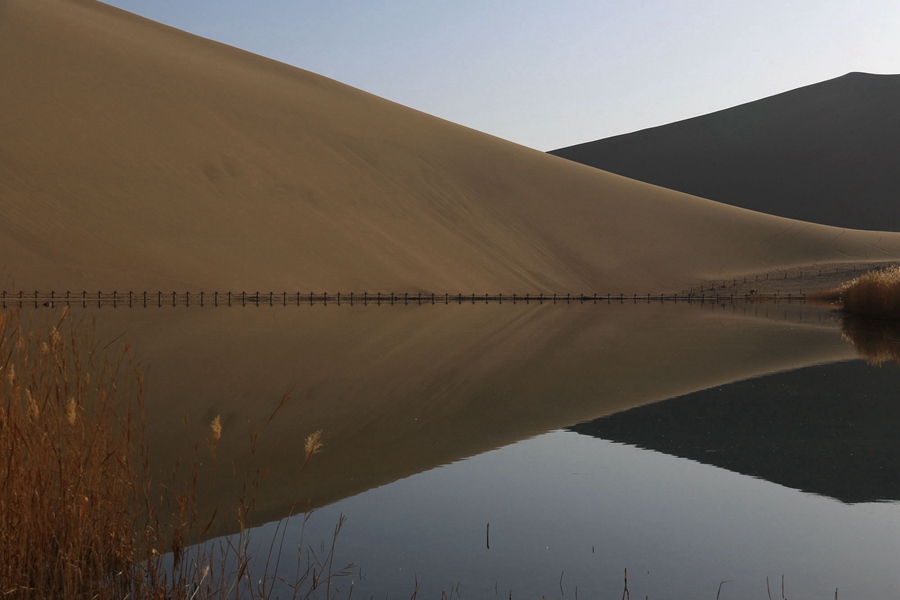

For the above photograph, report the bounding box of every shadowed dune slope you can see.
[551,73,900,232]
[3,2,900,293]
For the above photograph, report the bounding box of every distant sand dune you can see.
[551,73,900,232]
[2,0,900,294]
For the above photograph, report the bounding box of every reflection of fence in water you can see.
[1,290,813,309]
[693,296,842,328]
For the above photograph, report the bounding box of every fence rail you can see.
[0,290,811,309]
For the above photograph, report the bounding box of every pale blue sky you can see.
[100,1,900,150]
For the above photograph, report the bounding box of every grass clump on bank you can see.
[839,265,900,319]
[0,308,348,599]
[811,265,900,319]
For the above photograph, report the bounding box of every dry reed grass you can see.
[834,266,900,319]
[0,308,351,599]
[0,307,149,598]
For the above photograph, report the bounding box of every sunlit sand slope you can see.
[552,73,900,232]
[2,1,900,294]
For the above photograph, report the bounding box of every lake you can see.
[32,298,900,598]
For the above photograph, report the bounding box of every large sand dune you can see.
[551,73,900,232]
[3,0,900,294]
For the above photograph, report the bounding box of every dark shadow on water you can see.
[569,358,900,503]
[840,312,900,366]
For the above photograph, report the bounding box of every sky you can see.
[99,1,900,151]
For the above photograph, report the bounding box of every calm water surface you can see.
[47,300,900,598]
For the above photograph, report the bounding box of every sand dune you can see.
[2,0,900,295]
[551,73,900,232]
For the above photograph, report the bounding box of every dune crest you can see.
[2,1,900,294]
[552,72,900,232]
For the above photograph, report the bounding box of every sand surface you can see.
[2,0,900,295]
[551,73,900,232]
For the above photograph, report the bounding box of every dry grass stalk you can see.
[0,308,349,599]
[207,414,222,464]
[836,265,900,319]
[1,307,148,598]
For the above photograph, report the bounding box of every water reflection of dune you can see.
[33,301,855,533]
[570,357,900,504]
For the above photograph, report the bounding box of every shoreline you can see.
[680,260,896,297]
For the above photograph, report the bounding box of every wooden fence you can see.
[0,290,810,309]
